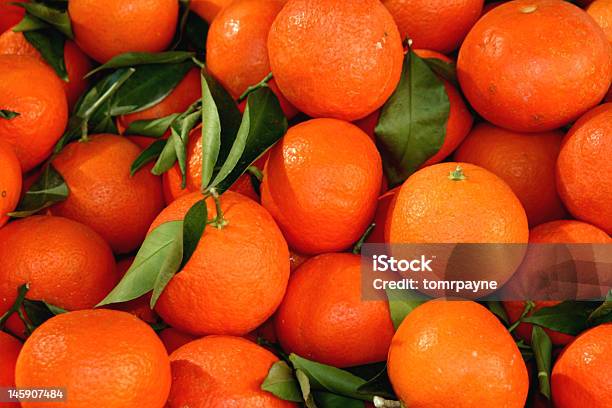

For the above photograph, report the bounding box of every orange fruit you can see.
[158,328,198,355]
[0,140,21,228]
[0,29,92,108]
[167,335,296,407]
[15,309,171,408]
[51,134,165,254]
[382,0,484,53]
[107,257,157,323]
[68,0,179,63]
[289,250,309,271]
[0,0,25,34]
[458,0,612,132]
[552,324,612,408]
[530,220,611,244]
[588,0,612,43]
[261,118,382,255]
[0,55,68,172]
[557,103,612,234]
[366,187,398,244]
[388,300,529,407]
[275,253,395,368]
[268,0,404,120]
[189,0,233,23]
[151,191,290,336]
[454,122,566,227]
[504,301,575,347]
[0,331,21,408]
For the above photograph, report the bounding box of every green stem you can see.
[0,283,29,330]
[352,223,376,254]
[508,300,536,333]
[448,165,466,181]
[209,188,228,229]
[238,72,273,102]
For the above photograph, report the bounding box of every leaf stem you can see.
[448,165,466,181]
[508,300,536,333]
[209,188,228,229]
[238,72,273,102]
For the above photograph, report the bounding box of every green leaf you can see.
[152,132,182,176]
[587,290,612,326]
[261,361,304,403]
[170,0,192,50]
[22,299,65,329]
[86,51,195,78]
[522,301,599,335]
[183,12,209,57]
[532,326,552,399]
[486,301,510,325]
[9,164,68,218]
[375,50,451,187]
[181,199,207,267]
[0,110,19,119]
[385,288,425,329]
[23,28,68,80]
[130,139,167,176]
[423,57,457,85]
[352,223,376,255]
[296,369,318,408]
[314,392,365,408]
[354,365,395,400]
[124,113,180,137]
[16,2,73,38]
[13,14,49,32]
[0,284,29,330]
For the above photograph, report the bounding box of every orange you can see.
[388,300,529,408]
[0,0,25,34]
[167,335,296,407]
[261,118,382,255]
[454,122,566,226]
[0,332,21,408]
[0,55,68,172]
[588,0,612,43]
[158,328,198,355]
[557,103,612,234]
[68,0,179,63]
[366,187,398,244]
[0,140,21,228]
[0,29,92,108]
[51,134,165,254]
[504,301,575,347]
[529,220,611,244]
[15,309,171,408]
[382,0,484,53]
[107,257,157,323]
[151,191,290,336]
[189,0,233,23]
[268,0,404,121]
[275,253,395,368]
[458,0,612,132]
[552,323,612,408]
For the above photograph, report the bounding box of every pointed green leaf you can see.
[314,392,365,408]
[532,326,552,399]
[183,12,209,57]
[9,164,68,218]
[181,198,207,267]
[423,57,457,85]
[86,51,195,78]
[588,290,612,325]
[152,132,181,175]
[13,14,49,32]
[0,110,19,119]
[385,288,426,329]
[16,2,73,38]
[522,301,599,335]
[296,369,318,408]
[131,139,167,176]
[124,113,180,137]
[261,361,304,403]
[23,29,68,80]
[486,301,510,325]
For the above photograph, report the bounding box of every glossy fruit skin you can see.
[382,0,484,53]
[588,0,612,43]
[388,301,529,408]
[152,191,290,336]
[276,253,395,368]
[68,0,179,63]
[189,0,233,23]
[552,324,612,408]
[0,331,21,408]
[15,309,171,408]
[262,118,382,255]
[268,0,404,121]
[51,134,165,254]
[167,335,296,407]
[0,0,25,34]
[0,55,68,172]
[454,123,566,227]
[458,0,612,132]
[0,140,21,227]
[557,103,612,234]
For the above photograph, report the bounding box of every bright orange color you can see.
[189,0,232,23]
[0,140,21,227]
[151,191,290,336]
[158,328,198,355]
[107,257,157,323]
[0,55,68,171]
[167,336,296,407]
[0,0,25,34]
[388,301,529,408]
[588,0,612,43]
[0,29,92,108]
[68,0,179,63]
[15,309,171,408]
[530,220,611,243]
[367,187,398,244]
[382,0,484,52]
[454,123,566,226]
[268,0,404,121]
[552,324,612,408]
[261,118,382,254]
[557,103,612,234]
[458,0,612,132]
[51,134,165,253]
[275,253,395,367]
[0,332,21,408]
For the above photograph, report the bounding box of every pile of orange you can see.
[0,0,610,407]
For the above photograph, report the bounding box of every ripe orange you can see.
[51,134,165,254]
[0,331,21,408]
[0,0,25,34]
[388,300,529,407]
[552,324,612,408]
[0,55,68,172]
[275,253,395,368]
[382,0,484,52]
[158,328,198,355]
[189,0,233,23]
[366,187,398,244]
[167,335,296,407]
[0,140,21,228]
[15,309,171,408]
[107,257,157,324]
[557,103,612,234]
[261,118,382,255]
[268,0,404,120]
[530,220,611,244]
[151,191,290,336]
[588,0,612,43]
[68,0,179,63]
[458,0,612,132]
[454,122,566,226]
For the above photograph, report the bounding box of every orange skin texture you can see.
[51,134,165,254]
[0,140,21,227]
[552,324,612,408]
[454,123,566,227]
[588,0,612,43]
[0,55,68,172]
[0,29,92,108]
[168,336,296,408]
[275,253,395,368]
[107,257,158,324]
[189,0,233,23]
[151,191,290,336]
[458,0,612,132]
[15,309,171,408]
[382,0,484,53]
[268,0,404,121]
[0,332,21,408]
[0,0,25,34]
[159,328,199,355]
[68,0,179,63]
[388,301,529,408]
[261,118,382,255]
